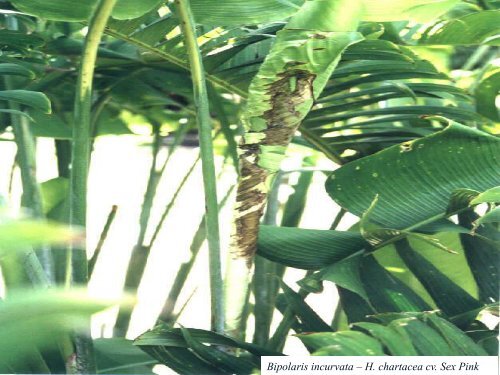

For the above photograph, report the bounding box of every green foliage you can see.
[135,327,280,375]
[0,290,126,372]
[325,124,499,229]
[420,10,500,45]
[299,313,488,356]
[11,0,164,21]
[94,338,157,374]
[0,216,78,254]
[0,0,498,373]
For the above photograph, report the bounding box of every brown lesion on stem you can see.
[231,69,315,265]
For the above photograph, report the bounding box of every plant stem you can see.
[70,0,117,282]
[3,87,52,286]
[175,0,224,333]
[55,140,71,178]
[114,126,190,335]
[208,85,240,171]
[330,208,346,230]
[113,126,164,335]
[268,209,346,350]
[137,125,162,250]
[69,0,117,372]
[253,173,282,345]
[148,156,200,249]
[158,185,235,324]
[88,205,118,276]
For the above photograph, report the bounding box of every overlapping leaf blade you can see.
[325,124,500,230]
[257,225,367,270]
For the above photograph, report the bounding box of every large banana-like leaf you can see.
[134,326,280,375]
[325,123,500,229]
[419,10,500,45]
[258,225,366,270]
[190,0,301,26]
[476,69,500,122]
[11,0,164,21]
[297,312,489,356]
[190,0,461,25]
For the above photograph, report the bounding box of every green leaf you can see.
[0,290,125,367]
[281,167,314,228]
[317,255,369,301]
[325,124,500,230]
[95,109,133,136]
[0,63,36,79]
[470,186,500,205]
[458,210,499,304]
[395,239,482,318]
[40,177,69,215]
[475,207,500,227]
[0,218,80,255]
[95,338,157,374]
[424,314,488,355]
[257,225,367,270]
[190,0,301,26]
[476,70,500,122]
[11,0,98,21]
[0,30,45,50]
[360,255,431,313]
[421,11,500,45]
[298,313,488,358]
[281,282,332,333]
[191,0,461,26]
[297,331,385,355]
[376,232,479,306]
[135,326,279,374]
[0,90,51,113]
[135,327,280,357]
[336,287,376,324]
[361,0,461,23]
[28,111,72,139]
[353,322,418,355]
[389,317,456,355]
[180,328,256,375]
[111,0,163,20]
[11,0,162,22]
[134,346,223,375]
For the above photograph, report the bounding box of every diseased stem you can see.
[175,0,224,333]
[69,0,117,372]
[224,0,362,338]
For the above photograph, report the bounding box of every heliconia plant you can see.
[0,0,498,373]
